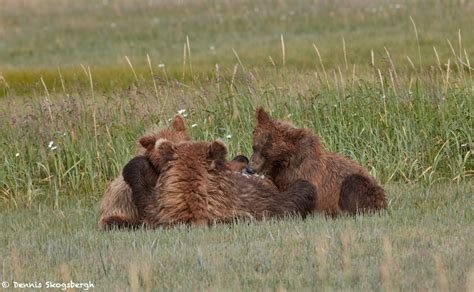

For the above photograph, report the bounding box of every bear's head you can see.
[137,115,190,155]
[249,107,320,175]
[141,139,229,226]
[138,116,248,174]
[145,139,229,176]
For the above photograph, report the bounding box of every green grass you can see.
[0,0,473,290]
[1,69,472,208]
[1,0,473,95]
[1,0,473,68]
[1,183,473,290]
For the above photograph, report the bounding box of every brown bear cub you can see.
[122,139,316,227]
[122,153,259,222]
[248,107,387,216]
[98,115,191,230]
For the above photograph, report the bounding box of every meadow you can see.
[0,0,473,290]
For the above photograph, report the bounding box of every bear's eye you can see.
[252,145,257,152]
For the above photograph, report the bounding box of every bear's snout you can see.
[244,165,256,175]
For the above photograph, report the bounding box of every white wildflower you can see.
[48,141,54,148]
[191,123,198,128]
[15,153,20,157]
[177,109,186,115]
[158,63,165,68]
[226,134,232,139]
[51,146,58,151]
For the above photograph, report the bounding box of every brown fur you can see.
[98,115,191,230]
[226,155,249,173]
[128,140,316,227]
[248,107,387,216]
[121,153,257,223]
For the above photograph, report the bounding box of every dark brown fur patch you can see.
[339,174,387,214]
[122,156,160,220]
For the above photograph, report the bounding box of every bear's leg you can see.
[339,174,387,214]
[278,179,317,218]
[98,176,141,230]
[122,156,160,220]
[100,213,140,230]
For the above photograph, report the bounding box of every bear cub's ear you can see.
[139,135,157,150]
[207,141,228,161]
[256,107,272,125]
[207,141,228,171]
[170,115,186,132]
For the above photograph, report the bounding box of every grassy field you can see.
[0,0,473,290]
[1,183,472,290]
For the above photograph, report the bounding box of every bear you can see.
[98,115,191,230]
[122,139,317,227]
[99,116,266,230]
[121,153,259,223]
[247,107,387,216]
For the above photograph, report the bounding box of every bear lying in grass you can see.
[99,116,255,229]
[248,107,387,216]
[98,115,191,229]
[122,139,316,227]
